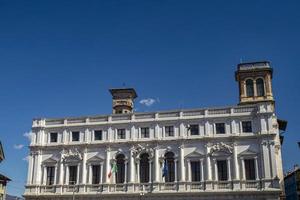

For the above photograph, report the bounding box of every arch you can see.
[256,78,265,96]
[140,153,150,183]
[245,79,254,97]
[164,152,175,182]
[115,154,125,183]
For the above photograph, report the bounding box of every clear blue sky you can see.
[0,0,299,196]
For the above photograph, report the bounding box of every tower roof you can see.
[237,61,271,71]
[109,88,138,99]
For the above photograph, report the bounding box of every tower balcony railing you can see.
[24,178,281,196]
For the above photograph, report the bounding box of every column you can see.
[65,165,69,184]
[54,165,58,185]
[174,159,178,182]
[233,144,240,180]
[76,164,80,184]
[88,164,92,184]
[149,161,152,183]
[200,159,204,182]
[154,147,160,182]
[214,159,218,181]
[241,158,245,180]
[42,165,47,185]
[36,152,42,184]
[254,157,259,180]
[27,154,33,184]
[179,123,185,138]
[100,163,104,184]
[105,148,111,183]
[155,124,160,139]
[129,148,135,183]
[136,160,140,183]
[187,159,191,182]
[59,161,64,185]
[82,149,87,184]
[227,158,231,181]
[206,156,212,180]
[124,161,128,183]
[179,145,185,181]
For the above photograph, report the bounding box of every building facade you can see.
[0,142,11,200]
[285,166,300,200]
[24,62,284,200]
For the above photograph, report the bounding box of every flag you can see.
[108,163,118,178]
[162,159,168,177]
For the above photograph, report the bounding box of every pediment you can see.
[42,156,59,164]
[185,151,204,158]
[238,149,257,157]
[87,154,104,163]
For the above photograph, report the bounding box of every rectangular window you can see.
[72,131,80,142]
[69,166,77,185]
[245,159,256,180]
[141,127,149,138]
[242,121,252,133]
[216,123,225,134]
[94,130,102,141]
[92,165,101,184]
[190,124,199,135]
[117,129,126,139]
[165,126,174,137]
[50,132,58,143]
[191,161,201,182]
[217,160,228,181]
[46,166,55,185]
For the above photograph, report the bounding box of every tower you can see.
[109,88,137,114]
[235,61,274,105]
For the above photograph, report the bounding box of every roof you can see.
[0,142,4,162]
[109,88,138,99]
[237,61,271,70]
[0,174,11,182]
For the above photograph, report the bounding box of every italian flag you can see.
[108,163,118,178]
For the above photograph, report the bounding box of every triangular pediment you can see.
[185,151,204,158]
[42,156,59,164]
[239,149,257,157]
[87,154,104,163]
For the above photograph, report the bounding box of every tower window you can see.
[246,79,254,97]
[215,123,225,134]
[256,78,265,97]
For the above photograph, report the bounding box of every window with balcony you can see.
[141,127,149,138]
[242,121,252,133]
[117,129,126,139]
[190,124,199,136]
[245,159,255,180]
[191,161,201,182]
[165,126,174,137]
[72,131,80,142]
[69,166,77,185]
[215,123,225,134]
[116,154,125,184]
[46,166,55,185]
[217,160,228,181]
[50,132,58,143]
[140,153,150,183]
[165,152,175,182]
[92,165,101,184]
[94,130,102,141]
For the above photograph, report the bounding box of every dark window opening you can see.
[217,160,228,181]
[242,121,252,133]
[165,126,174,137]
[191,161,201,182]
[46,166,55,185]
[92,165,100,184]
[246,79,254,97]
[117,129,126,139]
[72,131,80,142]
[94,130,102,141]
[141,127,150,138]
[165,152,175,182]
[190,125,199,135]
[245,159,256,180]
[116,154,125,183]
[69,166,77,185]
[216,123,225,134]
[140,153,150,183]
[50,132,58,143]
[256,78,265,97]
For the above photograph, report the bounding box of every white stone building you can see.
[24,62,284,200]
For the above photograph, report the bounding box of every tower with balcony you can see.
[109,88,137,114]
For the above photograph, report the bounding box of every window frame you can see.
[71,131,80,142]
[215,123,226,134]
[244,159,256,180]
[140,127,150,138]
[94,130,103,141]
[217,160,228,181]
[46,166,55,185]
[191,161,201,182]
[242,121,252,133]
[165,126,174,137]
[190,124,199,136]
[256,78,265,97]
[117,129,126,140]
[68,165,78,185]
[50,132,58,143]
[245,79,254,97]
[92,164,101,184]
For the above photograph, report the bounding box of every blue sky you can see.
[0,0,299,196]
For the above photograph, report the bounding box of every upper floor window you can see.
[141,127,149,138]
[92,165,101,184]
[72,131,80,142]
[117,129,126,139]
[94,130,102,141]
[46,166,55,185]
[217,160,228,181]
[50,132,58,143]
[256,78,265,97]
[69,165,77,185]
[245,159,256,180]
[190,124,199,135]
[246,79,254,97]
[191,161,201,182]
[116,154,125,183]
[165,126,174,137]
[242,121,252,133]
[215,123,225,134]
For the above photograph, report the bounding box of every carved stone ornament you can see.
[61,148,83,162]
[131,144,154,159]
[209,142,233,155]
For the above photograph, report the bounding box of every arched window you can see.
[140,153,149,183]
[256,78,265,97]
[246,79,254,97]
[116,154,125,183]
[165,152,175,182]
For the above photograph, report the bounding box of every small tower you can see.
[109,88,137,114]
[235,61,274,105]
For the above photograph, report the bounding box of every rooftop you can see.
[237,61,271,71]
